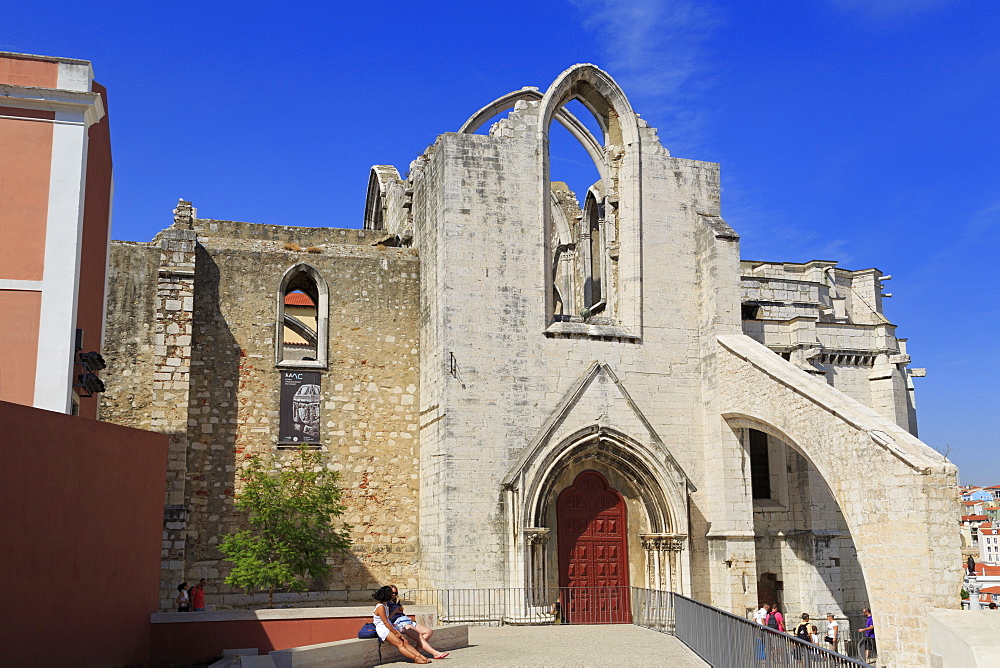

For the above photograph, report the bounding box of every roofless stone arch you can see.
[458,87,607,180]
[537,64,641,149]
[363,165,402,231]
[717,333,959,665]
[538,64,642,335]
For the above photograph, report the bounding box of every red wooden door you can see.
[557,470,631,623]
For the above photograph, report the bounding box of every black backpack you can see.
[765,613,780,629]
[796,623,811,640]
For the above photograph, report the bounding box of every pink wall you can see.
[0,54,58,87]
[0,111,53,281]
[0,401,168,667]
[0,290,41,403]
[150,616,368,666]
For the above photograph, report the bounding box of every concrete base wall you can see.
[270,625,468,668]
[928,609,1000,667]
[0,401,168,667]
[150,606,438,666]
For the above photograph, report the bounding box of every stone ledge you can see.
[544,321,640,341]
[151,605,436,624]
[269,625,468,668]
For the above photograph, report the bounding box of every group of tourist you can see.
[175,578,207,612]
[754,603,876,663]
[372,584,449,663]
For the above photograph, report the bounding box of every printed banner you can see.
[278,371,321,444]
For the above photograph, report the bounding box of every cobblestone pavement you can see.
[378,624,708,667]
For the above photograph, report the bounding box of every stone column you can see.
[153,204,197,609]
[523,527,550,606]
[640,533,686,592]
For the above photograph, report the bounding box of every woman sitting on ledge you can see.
[388,584,449,659]
[372,586,431,664]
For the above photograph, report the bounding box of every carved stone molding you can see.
[523,527,551,546]
[640,533,687,552]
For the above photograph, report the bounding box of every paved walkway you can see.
[378,624,708,667]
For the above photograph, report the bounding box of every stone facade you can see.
[101,65,959,665]
[104,207,422,609]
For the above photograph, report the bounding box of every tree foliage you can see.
[220,446,351,605]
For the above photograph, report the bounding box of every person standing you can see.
[190,578,207,611]
[175,582,190,612]
[754,602,770,624]
[794,613,812,642]
[824,613,840,653]
[859,607,876,663]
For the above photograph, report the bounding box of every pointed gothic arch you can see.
[363,165,402,231]
[275,263,329,369]
[505,424,692,598]
[722,412,872,628]
[538,65,642,336]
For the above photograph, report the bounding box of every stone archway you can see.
[556,470,631,623]
[717,333,959,665]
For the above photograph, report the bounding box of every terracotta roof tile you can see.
[284,291,315,306]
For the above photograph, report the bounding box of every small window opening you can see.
[749,428,772,499]
[742,303,761,320]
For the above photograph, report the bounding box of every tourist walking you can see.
[765,604,785,632]
[793,613,812,642]
[824,613,840,653]
[859,607,876,663]
[190,578,207,611]
[175,582,190,612]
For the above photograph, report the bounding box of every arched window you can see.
[582,188,606,312]
[275,264,328,368]
[538,65,642,337]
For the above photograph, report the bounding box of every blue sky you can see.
[6,0,997,482]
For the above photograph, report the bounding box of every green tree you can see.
[220,446,351,606]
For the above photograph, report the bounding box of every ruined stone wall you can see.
[413,118,732,594]
[102,220,423,608]
[101,241,160,431]
[187,226,422,603]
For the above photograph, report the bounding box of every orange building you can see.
[0,51,112,418]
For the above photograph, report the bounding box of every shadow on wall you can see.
[687,500,713,604]
[184,248,385,606]
[755,443,870,621]
[184,246,240,584]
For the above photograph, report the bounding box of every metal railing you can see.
[399,586,635,626]
[631,587,676,634]
[397,587,867,667]
[672,594,869,667]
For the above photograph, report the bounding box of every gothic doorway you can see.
[758,572,782,610]
[557,470,631,623]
